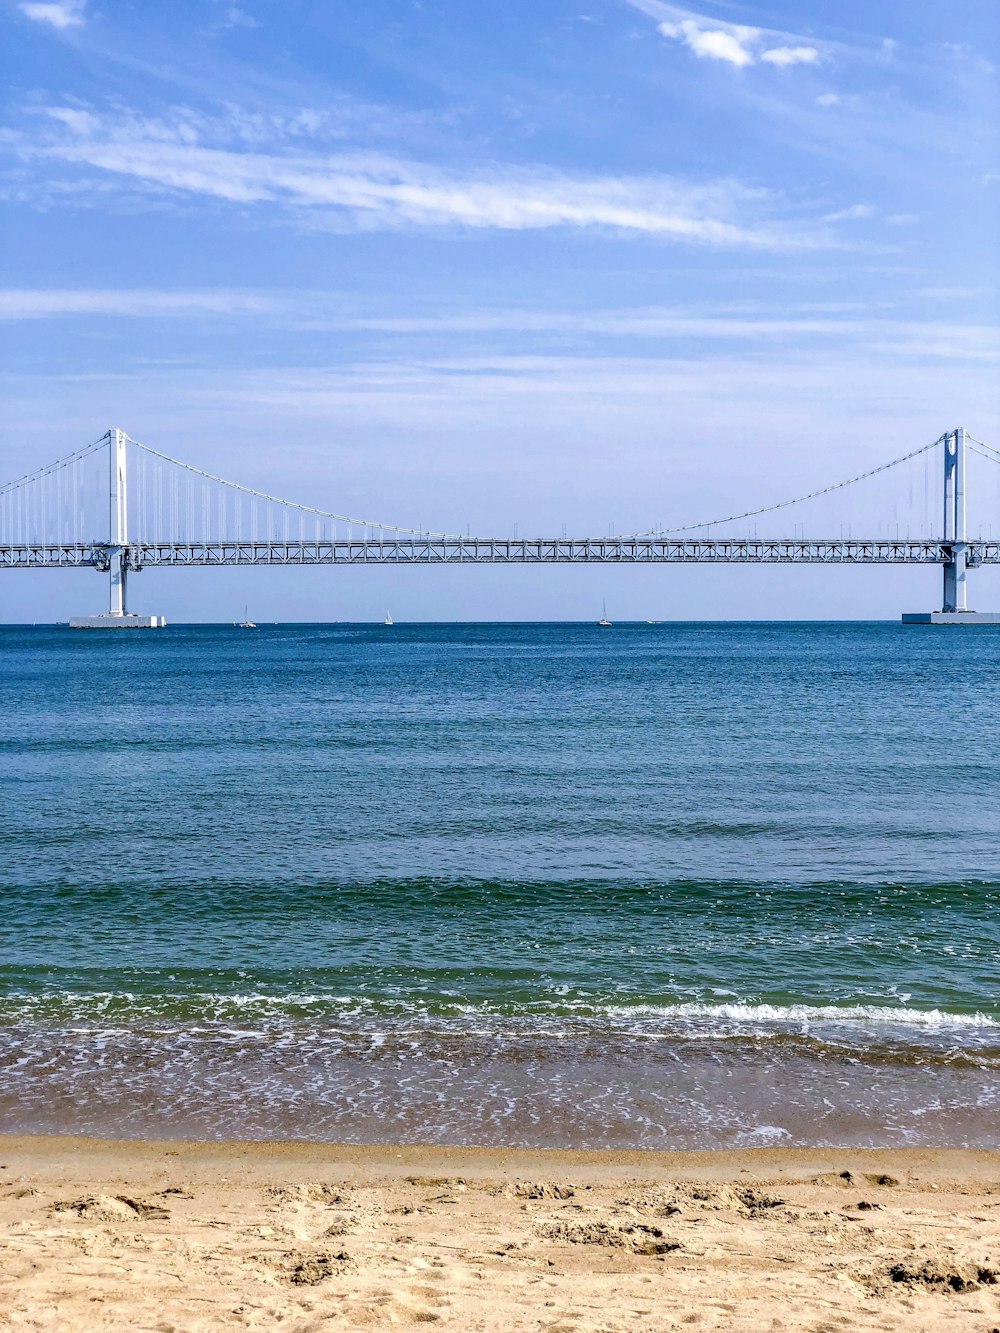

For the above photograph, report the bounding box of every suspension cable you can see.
[124,434,461,540]
[621,435,945,538]
[0,432,109,497]
[968,434,1000,459]
[4,428,985,544]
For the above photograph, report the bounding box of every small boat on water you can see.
[236,605,256,628]
[383,611,394,626]
[597,599,612,627]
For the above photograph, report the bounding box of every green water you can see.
[1,622,997,1147]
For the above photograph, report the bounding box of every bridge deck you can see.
[2,537,999,568]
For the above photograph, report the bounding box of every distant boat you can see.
[597,599,612,627]
[383,611,394,626]
[237,605,256,628]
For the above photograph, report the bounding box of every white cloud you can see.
[629,1,823,72]
[43,107,96,134]
[820,203,873,223]
[0,289,285,319]
[4,103,840,250]
[3,290,996,368]
[816,92,840,107]
[18,0,84,29]
[760,45,819,68]
[941,42,994,75]
[222,7,260,29]
[659,19,756,67]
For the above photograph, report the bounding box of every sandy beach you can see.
[0,1138,997,1331]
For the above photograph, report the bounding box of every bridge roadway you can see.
[3,536,1000,569]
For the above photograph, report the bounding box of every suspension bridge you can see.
[2,426,999,625]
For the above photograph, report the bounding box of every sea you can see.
[1,621,998,1149]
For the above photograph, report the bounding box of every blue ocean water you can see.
[1,621,998,1148]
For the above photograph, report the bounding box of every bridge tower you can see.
[108,426,129,617]
[941,426,967,613]
[903,426,1000,624]
[68,428,164,628]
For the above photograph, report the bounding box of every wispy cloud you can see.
[3,288,996,363]
[0,289,282,318]
[820,203,873,224]
[1,103,844,249]
[221,7,260,30]
[625,0,823,70]
[18,0,84,29]
[760,46,819,69]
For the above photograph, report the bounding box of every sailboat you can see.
[382,611,394,626]
[597,599,612,627]
[237,605,256,628]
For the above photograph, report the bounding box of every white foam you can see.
[735,1124,792,1145]
[600,1002,1000,1029]
[4,992,998,1032]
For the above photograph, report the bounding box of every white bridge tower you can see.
[903,426,1000,624]
[68,428,165,629]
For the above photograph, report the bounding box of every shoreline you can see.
[5,1007,997,1152]
[4,1132,1000,1177]
[3,1136,998,1330]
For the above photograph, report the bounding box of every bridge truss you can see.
[3,535,998,570]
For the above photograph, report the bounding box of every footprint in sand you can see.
[499,1181,576,1201]
[352,1288,445,1326]
[404,1176,466,1189]
[538,1220,682,1256]
[250,1246,354,1285]
[265,1182,349,1206]
[51,1195,170,1222]
[882,1257,998,1293]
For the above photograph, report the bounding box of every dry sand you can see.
[0,1137,998,1331]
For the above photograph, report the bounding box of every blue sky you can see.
[1,0,998,621]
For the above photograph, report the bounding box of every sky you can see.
[1,0,998,622]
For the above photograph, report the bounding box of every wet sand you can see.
[1,1136,998,1331]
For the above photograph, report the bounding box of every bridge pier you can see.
[109,548,127,617]
[903,427,1000,624]
[69,428,165,629]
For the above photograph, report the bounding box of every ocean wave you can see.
[1,991,996,1031]
[605,1001,1000,1029]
